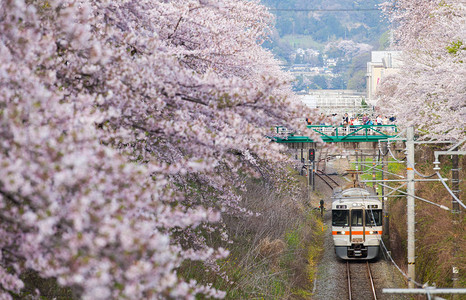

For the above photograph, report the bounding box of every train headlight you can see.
[340,231,345,235]
[369,231,373,234]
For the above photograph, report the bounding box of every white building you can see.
[366,51,402,105]
[299,90,369,116]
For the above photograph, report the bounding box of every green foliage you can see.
[280,34,323,50]
[292,74,331,91]
[387,158,404,174]
[17,270,75,299]
[330,76,346,89]
[361,97,369,109]
[345,53,370,91]
[446,40,464,55]
[285,229,301,249]
[447,40,464,53]
[346,69,366,91]
[378,30,391,50]
[310,75,328,89]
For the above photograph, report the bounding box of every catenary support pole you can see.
[451,150,460,299]
[372,150,377,194]
[355,148,359,184]
[452,154,460,212]
[406,127,416,288]
[382,149,389,239]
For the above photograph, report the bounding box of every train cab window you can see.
[365,210,382,226]
[351,210,363,226]
[332,210,348,226]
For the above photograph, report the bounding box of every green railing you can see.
[271,125,398,143]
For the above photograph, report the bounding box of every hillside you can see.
[261,0,390,91]
[263,0,386,43]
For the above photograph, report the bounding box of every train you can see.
[331,187,382,260]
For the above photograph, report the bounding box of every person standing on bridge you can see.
[342,113,349,126]
[353,117,361,126]
[342,113,349,134]
[362,113,368,125]
[376,115,383,126]
[332,114,338,125]
[383,116,389,125]
[319,113,326,125]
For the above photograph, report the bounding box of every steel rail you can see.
[314,172,334,190]
[366,262,378,300]
[316,170,340,187]
[347,262,352,300]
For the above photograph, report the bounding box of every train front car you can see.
[331,188,382,260]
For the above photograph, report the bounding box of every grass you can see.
[303,216,325,294]
[175,171,324,299]
[350,157,404,195]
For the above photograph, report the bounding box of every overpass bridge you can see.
[272,125,398,144]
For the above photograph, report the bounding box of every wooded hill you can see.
[261,0,390,91]
[263,0,387,44]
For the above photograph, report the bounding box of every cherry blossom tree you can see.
[0,0,315,298]
[377,0,465,141]
[324,40,373,59]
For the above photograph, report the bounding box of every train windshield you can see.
[332,210,349,226]
[351,210,363,226]
[365,209,382,226]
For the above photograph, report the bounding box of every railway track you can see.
[315,169,340,190]
[346,261,377,300]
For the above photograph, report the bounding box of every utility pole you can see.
[406,127,416,288]
[381,149,389,239]
[451,150,460,299]
[355,148,359,184]
[372,150,377,194]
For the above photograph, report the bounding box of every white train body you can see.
[331,187,382,260]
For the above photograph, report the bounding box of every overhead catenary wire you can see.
[435,171,466,209]
[388,137,463,201]
[445,138,466,153]
[268,8,381,12]
[366,207,424,288]
[387,142,405,164]
[356,160,405,179]
[407,159,437,178]
[379,236,424,287]
[378,183,450,211]
[378,142,389,157]
[356,141,456,210]
[388,140,437,178]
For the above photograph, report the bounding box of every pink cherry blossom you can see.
[378,0,465,142]
[0,0,316,298]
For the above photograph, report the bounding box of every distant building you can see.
[366,51,402,105]
[326,58,337,67]
[299,90,370,116]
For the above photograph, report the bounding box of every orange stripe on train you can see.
[332,231,382,235]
